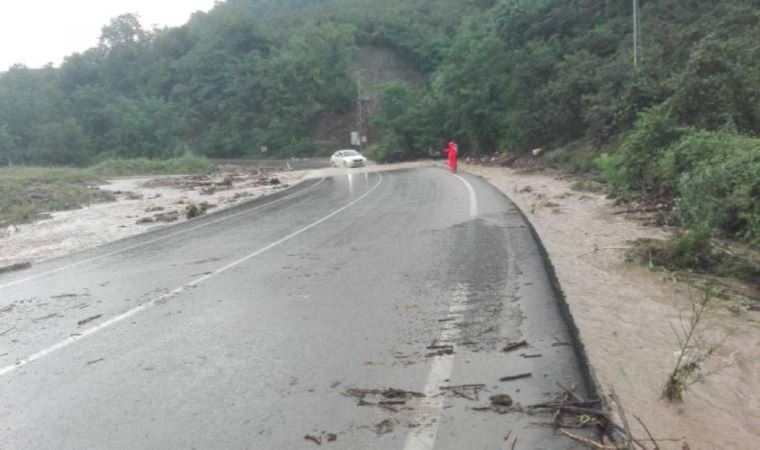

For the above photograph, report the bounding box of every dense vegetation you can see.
[0,0,758,249]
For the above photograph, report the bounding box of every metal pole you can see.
[356,76,362,152]
[633,0,641,67]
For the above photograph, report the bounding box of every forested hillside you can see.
[3,0,757,159]
[0,0,758,246]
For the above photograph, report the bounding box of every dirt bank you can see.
[463,163,760,450]
[0,168,304,268]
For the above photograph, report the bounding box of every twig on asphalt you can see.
[500,373,533,382]
[556,382,585,402]
[502,340,528,352]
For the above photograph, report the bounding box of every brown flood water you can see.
[464,164,760,450]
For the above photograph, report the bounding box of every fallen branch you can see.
[610,386,633,448]
[559,429,617,449]
[502,340,528,352]
[577,247,631,258]
[634,415,660,450]
[500,373,532,382]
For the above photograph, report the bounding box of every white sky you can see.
[0,0,221,71]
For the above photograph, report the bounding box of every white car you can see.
[331,150,367,168]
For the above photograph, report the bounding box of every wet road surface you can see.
[0,167,588,449]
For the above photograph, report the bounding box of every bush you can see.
[605,108,685,192]
[677,137,760,245]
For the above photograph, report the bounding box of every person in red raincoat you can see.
[444,140,458,172]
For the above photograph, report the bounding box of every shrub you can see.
[611,107,686,192]
[677,138,760,245]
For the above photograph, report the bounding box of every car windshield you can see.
[342,150,360,157]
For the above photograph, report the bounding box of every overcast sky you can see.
[0,0,221,71]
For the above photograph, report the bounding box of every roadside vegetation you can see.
[0,156,214,224]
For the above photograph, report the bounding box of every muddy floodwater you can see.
[0,170,305,267]
[464,163,760,450]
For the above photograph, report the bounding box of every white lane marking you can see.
[403,284,469,450]
[0,178,326,290]
[0,174,383,377]
[440,169,478,219]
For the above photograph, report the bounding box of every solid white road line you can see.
[0,178,327,291]
[0,173,382,377]
[438,168,478,219]
[450,172,478,219]
[403,284,469,450]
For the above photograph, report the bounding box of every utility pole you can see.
[356,76,363,152]
[633,0,642,67]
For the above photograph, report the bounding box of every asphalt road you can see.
[0,167,588,449]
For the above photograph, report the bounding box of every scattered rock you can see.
[136,217,155,224]
[145,206,165,213]
[269,177,281,185]
[185,203,207,219]
[373,419,395,435]
[154,211,179,223]
[124,191,144,200]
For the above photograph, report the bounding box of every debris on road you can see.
[303,431,338,446]
[304,434,322,445]
[0,261,32,274]
[501,340,528,353]
[499,373,532,382]
[490,394,513,407]
[373,419,395,435]
[426,347,454,357]
[77,314,102,326]
[440,384,486,401]
[343,387,425,412]
[86,358,104,366]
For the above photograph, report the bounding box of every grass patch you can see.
[627,225,760,282]
[90,156,216,177]
[0,157,216,224]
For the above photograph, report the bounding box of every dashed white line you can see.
[0,174,382,377]
[0,178,326,291]
[403,284,469,450]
